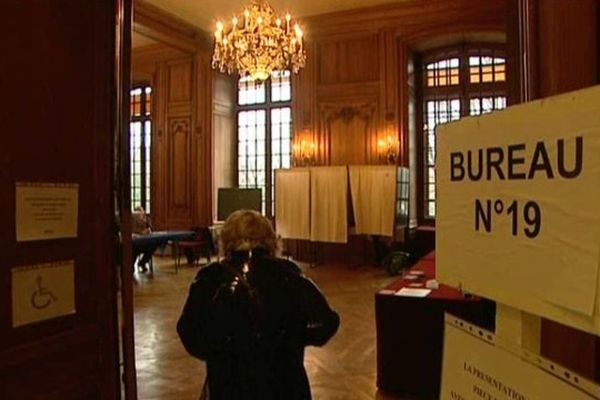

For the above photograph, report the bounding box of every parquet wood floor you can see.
[133,257,415,400]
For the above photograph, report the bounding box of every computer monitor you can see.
[217,188,262,221]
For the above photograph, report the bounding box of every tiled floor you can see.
[133,256,411,399]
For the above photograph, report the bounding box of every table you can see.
[132,230,194,273]
[375,252,494,399]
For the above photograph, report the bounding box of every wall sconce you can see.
[293,139,317,167]
[377,134,399,164]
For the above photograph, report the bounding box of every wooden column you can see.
[507,0,599,382]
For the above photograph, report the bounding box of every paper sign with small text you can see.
[15,182,79,241]
[441,315,600,400]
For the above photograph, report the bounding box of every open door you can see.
[0,1,129,398]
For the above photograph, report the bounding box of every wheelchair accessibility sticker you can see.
[12,260,75,327]
[31,275,58,309]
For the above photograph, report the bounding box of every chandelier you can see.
[212,1,306,82]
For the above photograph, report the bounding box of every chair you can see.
[174,227,214,273]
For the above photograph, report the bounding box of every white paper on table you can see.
[394,288,431,297]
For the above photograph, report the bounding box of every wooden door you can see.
[507,0,600,382]
[0,1,126,399]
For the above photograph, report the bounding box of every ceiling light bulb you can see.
[216,21,223,31]
[285,14,291,21]
[232,17,238,25]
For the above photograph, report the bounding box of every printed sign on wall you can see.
[441,315,599,400]
[12,261,76,327]
[16,182,79,241]
[436,85,600,334]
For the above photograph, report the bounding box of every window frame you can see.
[130,83,153,214]
[417,43,507,224]
[235,72,293,218]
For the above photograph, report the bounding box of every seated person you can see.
[132,207,153,272]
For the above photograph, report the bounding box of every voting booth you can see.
[436,85,600,399]
[274,165,409,243]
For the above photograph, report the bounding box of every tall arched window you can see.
[420,44,507,220]
[237,71,293,217]
[130,85,152,213]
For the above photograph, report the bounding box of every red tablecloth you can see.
[375,251,494,399]
[382,253,470,301]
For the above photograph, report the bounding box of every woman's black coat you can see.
[177,253,340,400]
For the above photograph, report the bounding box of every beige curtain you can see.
[275,168,310,240]
[310,166,348,243]
[349,165,396,237]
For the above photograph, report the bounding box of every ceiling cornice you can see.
[133,0,212,53]
[303,0,507,39]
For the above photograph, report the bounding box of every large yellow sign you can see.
[437,85,600,334]
[441,315,600,400]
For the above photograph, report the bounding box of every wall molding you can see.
[133,0,211,53]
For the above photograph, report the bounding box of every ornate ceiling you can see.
[144,0,407,31]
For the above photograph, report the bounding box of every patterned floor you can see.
[133,256,413,399]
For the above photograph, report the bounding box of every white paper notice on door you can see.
[12,260,76,327]
[15,182,79,241]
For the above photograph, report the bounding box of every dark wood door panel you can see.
[0,1,122,399]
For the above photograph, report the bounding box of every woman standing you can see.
[177,210,340,400]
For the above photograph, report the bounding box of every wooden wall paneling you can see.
[132,57,155,85]
[133,1,215,229]
[152,62,167,229]
[317,33,380,85]
[305,0,507,39]
[535,0,599,382]
[165,60,194,227]
[167,117,192,221]
[380,30,399,153]
[167,61,193,104]
[317,40,339,85]
[133,0,210,53]
[135,48,215,230]
[508,0,600,383]
[133,43,189,67]
[396,41,408,166]
[319,101,379,165]
[194,54,214,227]
[340,34,380,83]
[293,40,318,132]
[535,0,598,97]
[316,81,380,100]
[295,0,507,170]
